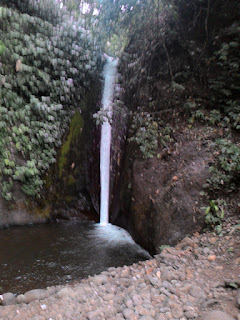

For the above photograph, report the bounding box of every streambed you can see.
[0,221,149,294]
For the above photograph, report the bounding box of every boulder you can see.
[202,310,235,320]
[237,289,240,308]
[17,289,50,304]
[117,139,210,253]
[1,292,16,306]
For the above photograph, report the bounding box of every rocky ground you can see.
[0,219,239,320]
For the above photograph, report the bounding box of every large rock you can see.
[0,197,47,228]
[237,289,240,308]
[1,292,16,306]
[202,310,235,320]
[116,139,210,253]
[16,289,51,304]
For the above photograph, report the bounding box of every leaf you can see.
[0,41,6,55]
[4,159,10,166]
[228,283,238,289]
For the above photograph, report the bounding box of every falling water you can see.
[98,56,151,260]
[100,56,118,225]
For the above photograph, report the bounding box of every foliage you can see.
[0,2,101,200]
[209,27,240,130]
[93,108,112,125]
[129,112,173,159]
[205,139,240,194]
[159,244,171,252]
[58,111,84,178]
[201,199,225,232]
[0,40,6,55]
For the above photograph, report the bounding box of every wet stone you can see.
[1,293,16,306]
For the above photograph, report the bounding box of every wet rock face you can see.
[109,105,129,221]
[117,139,211,253]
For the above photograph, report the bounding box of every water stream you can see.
[100,56,118,225]
[0,222,150,294]
[0,56,151,295]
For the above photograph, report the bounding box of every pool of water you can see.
[0,221,150,294]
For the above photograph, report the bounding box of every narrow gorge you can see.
[0,0,239,318]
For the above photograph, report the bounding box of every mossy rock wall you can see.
[45,83,101,219]
[0,1,102,225]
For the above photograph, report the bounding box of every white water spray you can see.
[100,56,118,225]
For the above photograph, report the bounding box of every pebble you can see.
[171,306,184,318]
[203,299,218,308]
[123,308,134,319]
[132,294,143,306]
[189,285,206,299]
[185,310,197,318]
[177,237,195,250]
[139,316,155,320]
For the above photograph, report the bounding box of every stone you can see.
[123,308,134,319]
[132,294,143,306]
[189,286,206,299]
[161,270,174,282]
[203,299,218,308]
[203,247,211,255]
[237,289,240,308]
[208,255,216,261]
[57,287,78,299]
[87,310,100,319]
[202,311,235,320]
[159,307,171,313]
[156,315,168,320]
[139,316,155,320]
[177,237,195,250]
[185,310,198,319]
[148,277,160,286]
[172,307,184,318]
[125,298,134,308]
[1,292,16,306]
[103,293,115,301]
[17,289,50,304]
[91,274,108,285]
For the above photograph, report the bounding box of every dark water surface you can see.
[0,221,150,294]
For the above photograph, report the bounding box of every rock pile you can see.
[0,223,239,320]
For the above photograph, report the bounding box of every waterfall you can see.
[100,56,118,225]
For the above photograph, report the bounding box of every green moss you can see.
[58,111,84,178]
[67,174,76,185]
[64,195,74,203]
[35,204,51,218]
[44,173,53,189]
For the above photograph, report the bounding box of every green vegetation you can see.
[0,1,101,200]
[205,139,240,193]
[209,36,240,130]
[0,0,239,216]
[0,40,6,55]
[59,111,84,178]
[129,113,173,159]
[201,199,225,233]
[159,244,171,252]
